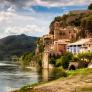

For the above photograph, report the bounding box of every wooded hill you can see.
[0,34,38,60]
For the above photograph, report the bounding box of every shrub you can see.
[50,67,67,80]
[55,57,62,67]
[61,52,73,69]
[20,85,31,92]
[49,52,73,68]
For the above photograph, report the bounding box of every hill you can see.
[0,34,38,60]
[49,10,92,39]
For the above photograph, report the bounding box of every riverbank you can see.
[12,68,92,92]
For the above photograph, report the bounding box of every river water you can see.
[0,62,65,92]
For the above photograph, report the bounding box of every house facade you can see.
[43,34,54,46]
[67,38,92,54]
[53,39,70,54]
[53,21,80,41]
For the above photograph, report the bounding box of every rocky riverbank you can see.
[12,68,92,92]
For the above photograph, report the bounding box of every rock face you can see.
[49,10,92,41]
[50,21,79,42]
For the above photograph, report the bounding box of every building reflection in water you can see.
[38,68,66,82]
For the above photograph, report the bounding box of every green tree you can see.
[81,15,92,34]
[49,56,56,65]
[55,57,62,67]
[88,3,92,10]
[34,53,42,68]
[20,52,34,68]
[77,52,92,62]
[61,52,73,69]
[36,38,44,53]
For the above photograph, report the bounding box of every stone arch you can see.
[68,62,78,70]
[69,65,76,70]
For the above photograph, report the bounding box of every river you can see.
[0,62,65,92]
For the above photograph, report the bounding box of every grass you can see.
[75,86,92,92]
[67,68,92,77]
[12,68,92,92]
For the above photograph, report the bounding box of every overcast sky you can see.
[0,0,91,38]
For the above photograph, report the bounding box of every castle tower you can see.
[42,50,49,69]
[54,21,62,40]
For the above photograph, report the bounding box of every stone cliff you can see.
[49,10,92,40]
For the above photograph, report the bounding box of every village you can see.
[41,10,92,69]
[11,3,92,92]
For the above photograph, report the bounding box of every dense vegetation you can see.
[81,15,92,33]
[20,38,44,68]
[20,52,35,68]
[0,34,38,60]
[49,52,73,69]
[49,52,92,69]
[88,3,92,10]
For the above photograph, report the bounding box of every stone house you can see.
[53,22,79,41]
[53,39,70,54]
[42,34,54,46]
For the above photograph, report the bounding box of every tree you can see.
[81,15,92,34]
[49,57,56,65]
[20,52,35,68]
[88,3,92,10]
[55,57,62,67]
[77,52,92,62]
[77,52,92,68]
[36,38,44,53]
[61,52,73,69]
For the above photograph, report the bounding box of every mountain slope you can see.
[49,10,92,38]
[0,34,38,60]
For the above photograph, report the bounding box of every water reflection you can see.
[42,69,49,82]
[38,68,67,82]
[0,63,66,92]
[0,65,39,92]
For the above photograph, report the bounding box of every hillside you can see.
[49,10,92,38]
[31,68,92,92]
[13,68,92,92]
[0,34,38,60]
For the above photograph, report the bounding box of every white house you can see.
[67,38,92,54]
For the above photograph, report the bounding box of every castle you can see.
[41,10,92,69]
[42,21,80,54]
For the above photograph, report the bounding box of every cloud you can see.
[0,10,48,38]
[7,5,16,12]
[4,25,44,36]
[1,0,91,7]
[0,11,15,22]
[2,24,47,38]
[38,0,92,7]
[0,0,90,38]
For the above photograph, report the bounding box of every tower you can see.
[42,50,49,69]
